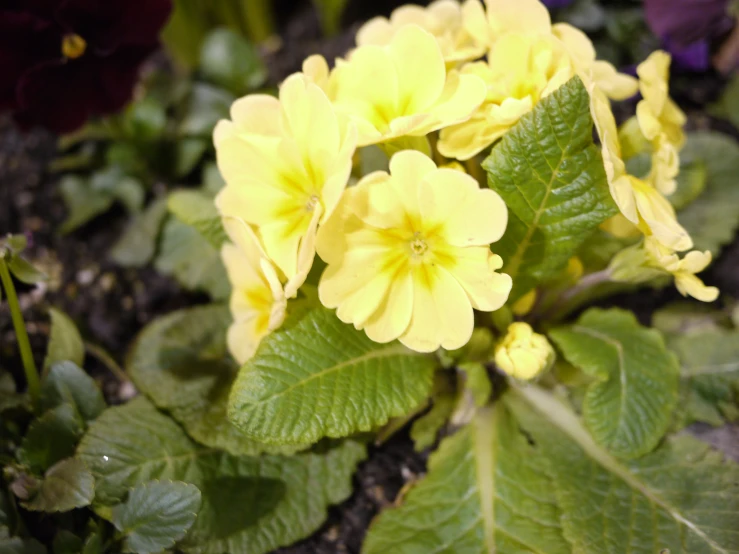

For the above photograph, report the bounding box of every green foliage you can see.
[409,394,454,452]
[22,459,94,513]
[364,404,571,553]
[110,198,169,268]
[44,309,84,372]
[127,304,296,456]
[40,362,105,423]
[483,77,618,301]
[670,160,708,211]
[199,29,267,95]
[168,191,227,248]
[312,0,350,35]
[677,132,739,255]
[229,306,438,446]
[508,387,739,554]
[17,405,84,473]
[78,397,366,554]
[179,84,233,137]
[111,481,201,554]
[550,309,679,459]
[0,535,47,554]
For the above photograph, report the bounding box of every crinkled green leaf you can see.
[199,29,267,95]
[483,77,617,301]
[229,306,438,446]
[155,218,229,300]
[550,308,679,459]
[508,386,739,554]
[44,309,84,372]
[364,404,571,554]
[112,481,201,554]
[40,361,105,423]
[667,329,739,428]
[22,458,94,513]
[110,198,169,268]
[127,305,297,456]
[677,132,739,255]
[168,191,227,248]
[78,398,366,554]
[18,404,84,473]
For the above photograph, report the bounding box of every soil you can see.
[1,2,739,553]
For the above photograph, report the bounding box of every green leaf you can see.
[18,404,84,473]
[202,163,225,196]
[112,481,201,554]
[179,84,233,137]
[22,458,94,513]
[167,191,227,248]
[652,302,724,336]
[560,0,606,31]
[155,218,229,300]
[127,305,296,456]
[175,138,209,179]
[550,308,679,459]
[59,176,114,234]
[229,306,437,446]
[312,0,349,35]
[199,29,267,95]
[670,160,707,210]
[667,328,739,428]
[709,73,739,129]
[363,403,571,554]
[0,535,46,554]
[44,309,84,372]
[78,398,366,554]
[482,77,617,301]
[123,97,167,143]
[7,257,46,285]
[508,386,739,554]
[409,394,454,452]
[40,361,105,423]
[51,530,82,554]
[110,198,169,268]
[677,132,739,255]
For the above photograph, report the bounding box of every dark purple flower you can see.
[0,0,172,133]
[542,0,575,8]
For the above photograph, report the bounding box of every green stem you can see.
[0,259,40,403]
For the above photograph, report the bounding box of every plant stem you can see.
[0,258,40,403]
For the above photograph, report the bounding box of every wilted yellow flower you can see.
[317,150,512,353]
[438,32,574,160]
[609,238,719,302]
[214,73,357,297]
[495,322,555,380]
[221,220,287,364]
[589,84,692,251]
[357,0,486,65]
[319,24,486,147]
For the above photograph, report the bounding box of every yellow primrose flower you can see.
[221,220,287,364]
[495,322,555,380]
[636,51,686,148]
[320,24,487,147]
[316,150,512,353]
[214,73,357,298]
[437,32,574,160]
[356,0,486,64]
[589,84,692,251]
[609,238,719,302]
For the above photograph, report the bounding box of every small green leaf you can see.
[508,386,739,554]
[155,218,230,300]
[112,481,201,554]
[202,163,225,196]
[59,175,114,234]
[40,361,105,423]
[549,308,679,459]
[44,309,84,371]
[175,138,209,179]
[78,398,366,554]
[127,305,296,456]
[123,97,167,143]
[7,257,46,285]
[458,362,492,409]
[652,302,724,336]
[110,198,169,268]
[179,84,233,137]
[199,29,267,95]
[22,458,94,513]
[4,234,28,255]
[709,73,739,128]
[111,177,145,214]
[229,306,438,446]
[167,190,227,248]
[409,394,454,452]
[51,530,82,554]
[670,160,707,210]
[18,404,84,473]
[483,77,618,301]
[364,404,571,553]
[0,535,46,554]
[677,132,739,255]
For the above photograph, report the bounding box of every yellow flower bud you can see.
[495,322,554,380]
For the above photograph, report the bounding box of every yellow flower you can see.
[357,0,486,64]
[316,150,512,353]
[221,220,286,364]
[589,83,692,251]
[494,322,554,380]
[319,24,486,147]
[214,73,357,298]
[437,32,575,160]
[609,238,719,302]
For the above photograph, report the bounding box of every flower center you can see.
[61,34,87,59]
[409,232,428,257]
[305,194,320,212]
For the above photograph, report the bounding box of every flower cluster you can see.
[215,0,718,366]
[0,0,172,133]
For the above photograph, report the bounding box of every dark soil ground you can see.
[2,1,739,553]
